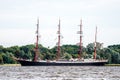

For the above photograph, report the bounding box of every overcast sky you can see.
[0,0,120,48]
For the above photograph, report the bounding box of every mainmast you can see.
[93,26,97,60]
[33,18,39,62]
[77,19,83,60]
[56,18,61,60]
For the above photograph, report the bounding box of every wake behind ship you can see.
[17,18,108,66]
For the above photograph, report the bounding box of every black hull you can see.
[17,60,107,66]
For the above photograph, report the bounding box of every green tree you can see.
[0,53,3,64]
[63,52,72,60]
[43,52,55,60]
[86,43,94,54]
[2,52,16,64]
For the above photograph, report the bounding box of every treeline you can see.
[0,43,120,64]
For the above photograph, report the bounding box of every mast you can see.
[33,18,39,62]
[56,18,61,60]
[78,19,83,60]
[93,26,97,60]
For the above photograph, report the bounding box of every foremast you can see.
[56,18,61,60]
[33,18,40,62]
[77,19,83,60]
[93,26,97,60]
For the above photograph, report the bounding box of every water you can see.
[0,66,120,80]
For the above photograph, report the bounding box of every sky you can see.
[0,0,120,48]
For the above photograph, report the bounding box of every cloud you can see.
[0,28,35,47]
[0,0,120,47]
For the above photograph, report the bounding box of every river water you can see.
[0,66,120,80]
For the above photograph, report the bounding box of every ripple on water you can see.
[0,66,120,80]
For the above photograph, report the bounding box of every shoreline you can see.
[105,64,120,66]
[0,64,21,66]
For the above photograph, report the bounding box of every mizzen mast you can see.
[93,26,97,60]
[56,18,61,60]
[33,18,39,62]
[77,19,83,60]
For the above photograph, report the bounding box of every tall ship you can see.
[17,18,108,66]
